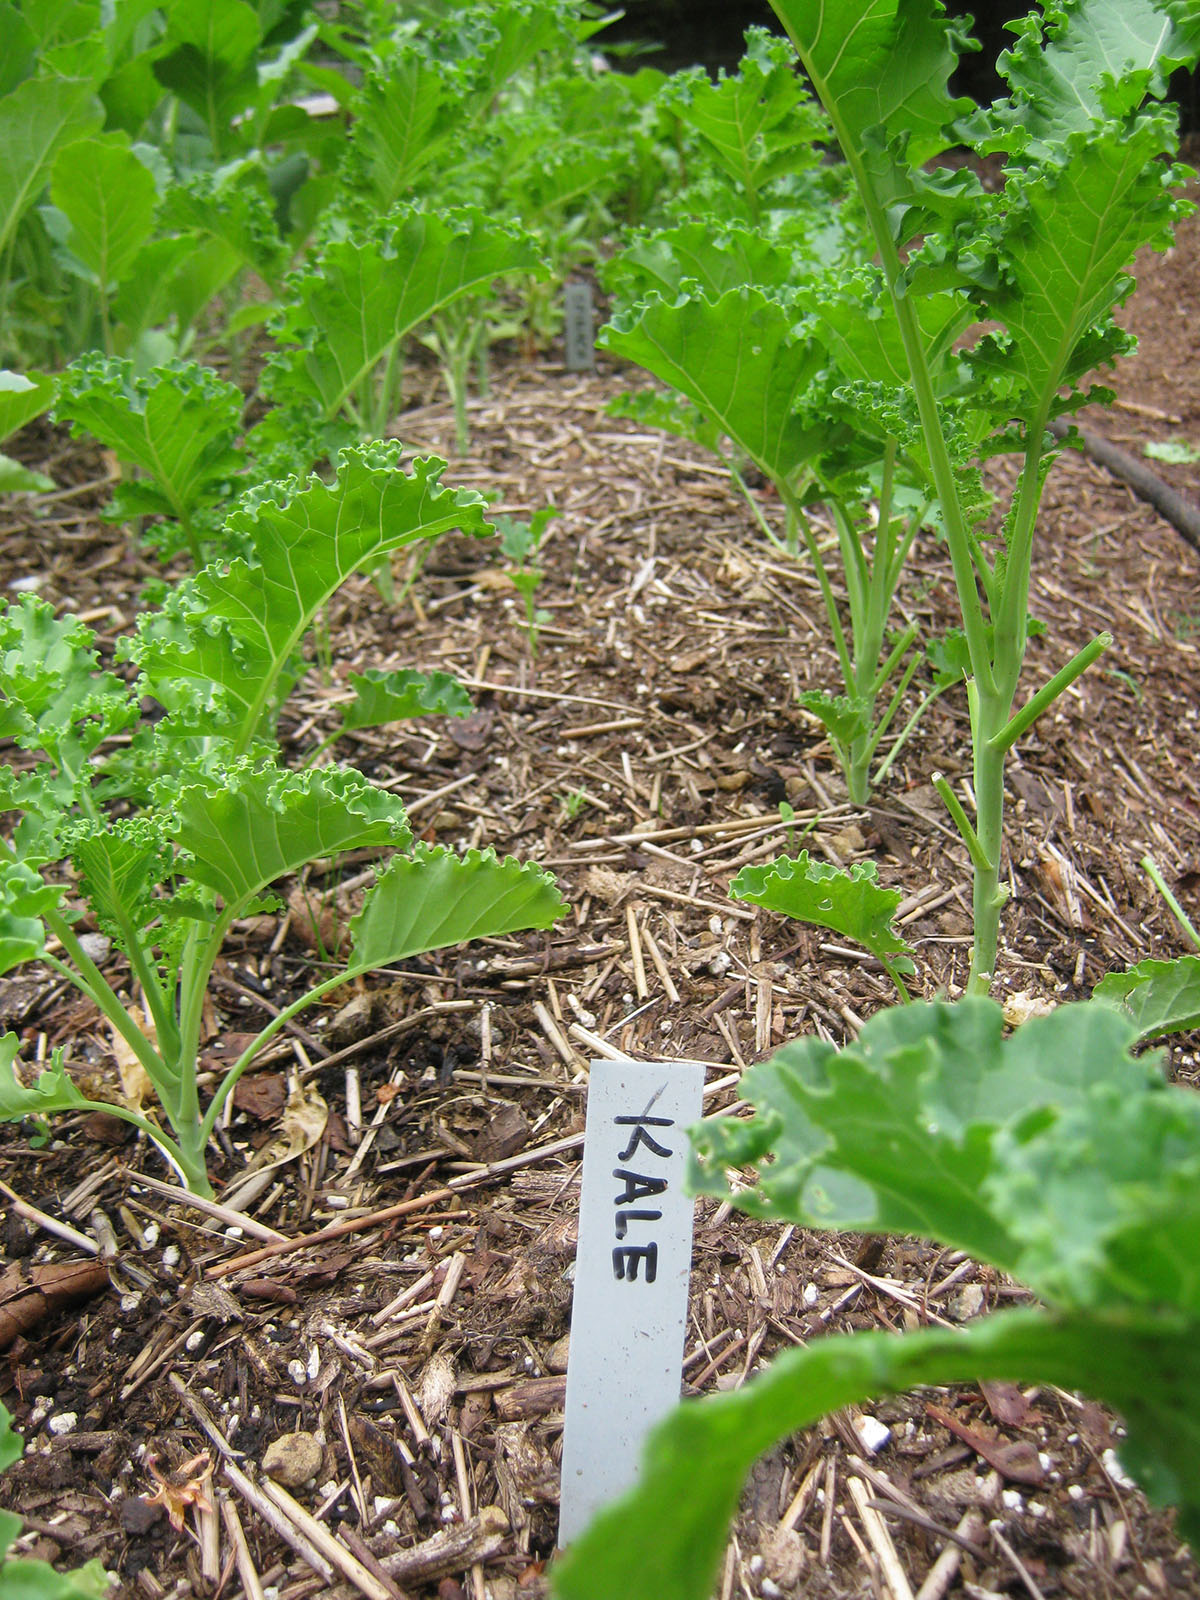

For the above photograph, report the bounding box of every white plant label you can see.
[557,1058,706,1546]
[563,280,595,370]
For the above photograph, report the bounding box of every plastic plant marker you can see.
[558,1059,706,1547]
[564,281,595,371]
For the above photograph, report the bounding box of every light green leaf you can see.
[0,75,102,258]
[152,0,262,153]
[348,847,567,972]
[0,455,54,494]
[0,1034,90,1119]
[601,288,826,489]
[263,206,545,422]
[169,761,412,910]
[1145,438,1200,464]
[662,29,829,203]
[987,0,1200,150]
[770,0,970,168]
[1094,954,1200,1041]
[605,223,799,305]
[340,669,473,734]
[129,445,492,745]
[551,1306,1200,1600]
[49,131,158,288]
[986,120,1188,417]
[0,861,59,975]
[797,689,872,746]
[731,850,914,963]
[55,356,244,531]
[0,1400,21,1471]
[0,371,56,442]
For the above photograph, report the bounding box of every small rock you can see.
[262,1432,325,1489]
[545,1334,571,1374]
[946,1283,987,1322]
[47,1412,77,1436]
[121,1496,164,1535]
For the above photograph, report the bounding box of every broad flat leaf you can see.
[340,669,473,733]
[152,0,262,152]
[0,1035,90,1119]
[0,75,102,257]
[49,131,158,289]
[770,0,970,167]
[551,1306,1200,1600]
[731,850,914,962]
[1094,955,1200,1041]
[55,356,244,527]
[601,288,826,489]
[348,847,566,972]
[128,445,492,744]
[169,762,412,910]
[264,207,545,422]
[0,370,56,441]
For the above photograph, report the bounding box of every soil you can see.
[1,203,1199,1600]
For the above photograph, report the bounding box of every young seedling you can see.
[756,0,1199,992]
[497,505,560,656]
[732,851,915,1001]
[0,445,567,1195]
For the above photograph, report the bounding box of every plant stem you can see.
[1142,854,1200,951]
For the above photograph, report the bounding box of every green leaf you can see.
[0,370,56,442]
[63,816,170,952]
[0,595,137,775]
[0,455,54,494]
[731,850,914,963]
[152,0,263,154]
[168,761,413,911]
[551,1307,1200,1600]
[0,1400,21,1472]
[340,669,473,734]
[986,0,1200,151]
[797,689,871,746]
[980,120,1189,419]
[1094,955,1200,1041]
[1144,438,1200,464]
[0,1034,90,1119]
[770,0,971,171]
[55,356,244,533]
[601,288,826,489]
[128,445,492,745]
[606,223,803,306]
[263,206,545,423]
[158,160,288,287]
[48,131,158,289]
[348,846,566,972]
[0,75,102,258]
[0,860,59,975]
[663,29,828,201]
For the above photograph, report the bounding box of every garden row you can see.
[2,3,1200,1598]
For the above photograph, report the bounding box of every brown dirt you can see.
[2,206,1200,1600]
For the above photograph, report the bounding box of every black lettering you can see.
[614,1208,662,1238]
[612,1244,658,1283]
[614,1115,674,1162]
[612,1168,668,1206]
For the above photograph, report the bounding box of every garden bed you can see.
[2,209,1200,1600]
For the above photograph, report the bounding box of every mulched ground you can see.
[2,202,1200,1600]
